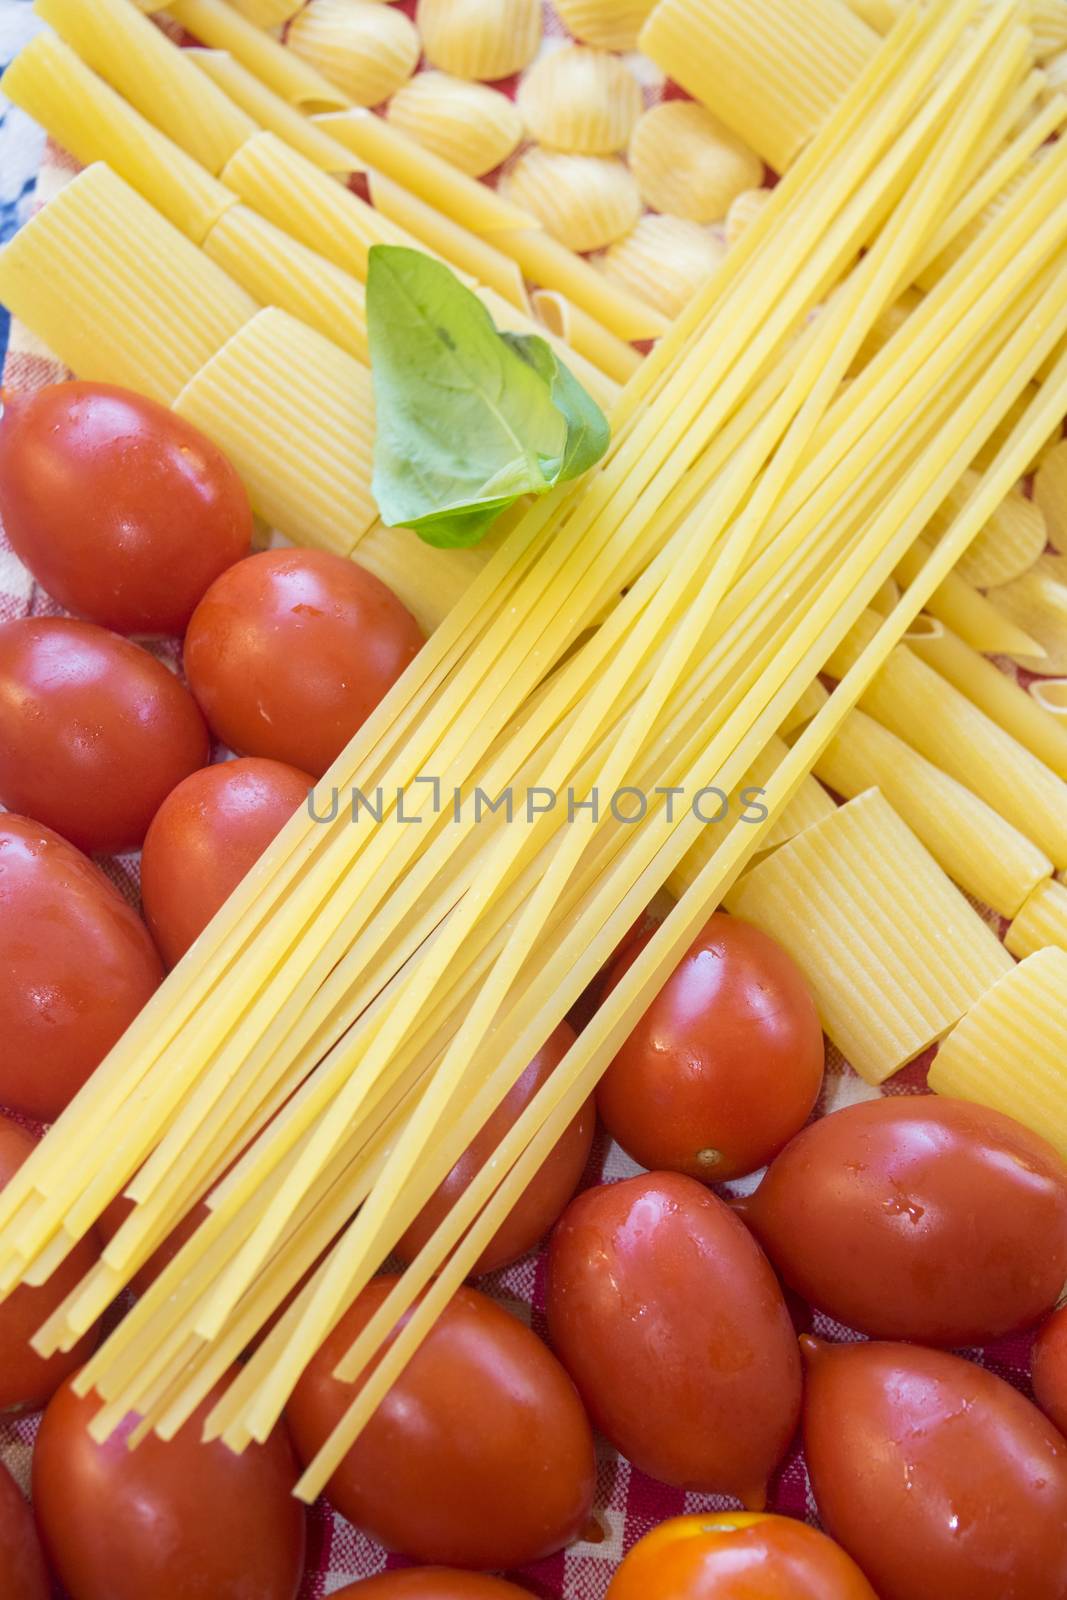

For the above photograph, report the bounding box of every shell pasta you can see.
[286,0,420,109]
[416,0,543,81]
[517,46,645,156]
[385,73,523,177]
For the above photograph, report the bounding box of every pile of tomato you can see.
[1,381,1067,1600]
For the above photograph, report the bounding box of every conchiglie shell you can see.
[517,45,644,155]
[553,0,657,50]
[629,100,763,222]
[1031,0,1067,60]
[601,214,725,318]
[287,0,419,108]
[725,186,773,246]
[503,149,641,252]
[386,72,522,176]
[927,471,1048,589]
[1035,438,1067,552]
[1044,50,1067,98]
[416,0,543,81]
[990,564,1067,674]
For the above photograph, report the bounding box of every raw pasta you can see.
[600,214,726,319]
[1034,438,1067,550]
[386,72,522,177]
[350,522,498,635]
[926,472,1047,589]
[987,564,1067,673]
[517,45,644,156]
[503,150,642,253]
[1005,876,1067,960]
[227,0,305,23]
[416,0,543,81]
[725,187,774,247]
[287,0,419,108]
[629,101,764,223]
[186,49,365,171]
[553,0,656,50]
[166,0,352,109]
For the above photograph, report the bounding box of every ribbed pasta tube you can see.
[287,0,419,108]
[928,949,1067,1160]
[416,0,543,80]
[1005,877,1067,960]
[0,163,256,404]
[173,308,378,556]
[503,150,641,253]
[600,215,726,320]
[386,72,523,177]
[778,678,830,736]
[725,790,1014,1084]
[517,45,644,156]
[629,101,764,223]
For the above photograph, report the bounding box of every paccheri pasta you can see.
[1005,876,1067,960]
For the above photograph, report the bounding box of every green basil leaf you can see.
[404,499,514,549]
[501,332,610,484]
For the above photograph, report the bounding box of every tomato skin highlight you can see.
[737,1095,1067,1344]
[32,1377,306,1600]
[0,816,163,1121]
[0,618,210,854]
[597,915,824,1181]
[0,382,251,635]
[802,1336,1067,1600]
[395,1022,594,1276]
[0,1459,49,1600]
[606,1512,878,1600]
[287,1277,596,1569]
[183,549,424,777]
[1032,1305,1067,1437]
[140,756,315,966]
[545,1172,802,1505]
[330,1575,532,1598]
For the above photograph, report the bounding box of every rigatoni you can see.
[173,308,378,556]
[517,46,644,156]
[503,150,642,253]
[928,948,1067,1161]
[416,0,543,80]
[386,72,523,177]
[600,215,726,319]
[779,678,830,736]
[1005,877,1067,960]
[0,163,255,404]
[286,0,419,108]
[629,102,764,223]
[724,790,1014,1084]
[812,707,1052,917]
[553,0,656,49]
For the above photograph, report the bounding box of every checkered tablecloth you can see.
[0,3,1044,1595]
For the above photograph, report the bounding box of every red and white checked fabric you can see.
[0,5,1045,1596]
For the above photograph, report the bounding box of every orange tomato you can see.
[607,1513,878,1599]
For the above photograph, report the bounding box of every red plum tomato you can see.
[597,914,824,1182]
[183,550,424,776]
[0,816,163,1120]
[0,382,251,635]
[801,1335,1067,1600]
[738,1095,1067,1344]
[32,1376,306,1600]
[0,618,210,853]
[286,1277,595,1569]
[0,1459,49,1600]
[395,1021,594,1276]
[545,1172,802,1506]
[140,756,314,966]
[1032,1305,1067,1438]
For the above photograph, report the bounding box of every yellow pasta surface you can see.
[1034,438,1067,551]
[554,0,655,50]
[0,33,236,244]
[926,472,1047,589]
[287,0,419,108]
[228,0,304,23]
[929,948,1067,1161]
[724,790,1014,1084]
[813,707,1052,917]
[1005,877,1067,960]
[503,150,641,254]
[725,187,774,247]
[629,102,764,224]
[350,523,496,635]
[517,45,644,157]
[37,0,256,177]
[989,565,1067,674]
[0,163,255,405]
[600,215,726,320]
[386,72,523,177]
[173,308,377,555]
[639,0,878,173]
[843,0,903,30]
[416,0,543,81]
[779,678,830,736]
[187,50,364,171]
[166,0,351,109]
[202,204,369,363]
[1032,0,1067,60]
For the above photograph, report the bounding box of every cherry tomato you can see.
[545,1172,801,1506]
[140,756,314,966]
[183,550,424,776]
[33,1376,306,1600]
[1032,1305,1067,1437]
[395,1022,594,1276]
[737,1096,1067,1344]
[0,619,210,854]
[0,1116,102,1410]
[0,816,163,1120]
[287,1277,595,1568]
[802,1336,1067,1600]
[331,1576,532,1598]
[596,914,824,1182]
[0,1459,49,1600]
[606,1512,878,1600]
[0,382,251,635]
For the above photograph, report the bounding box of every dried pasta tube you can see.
[351,524,496,635]
[186,49,364,171]
[988,566,1067,674]
[893,536,1046,656]
[1005,877,1067,960]
[227,0,304,22]
[530,292,642,386]
[724,790,1014,1083]
[929,948,1067,1161]
[166,0,351,108]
